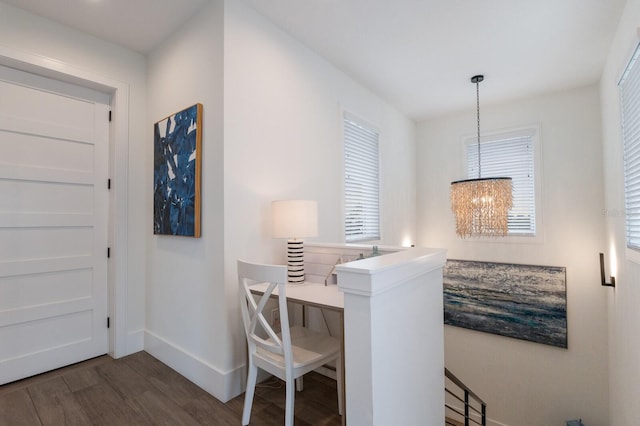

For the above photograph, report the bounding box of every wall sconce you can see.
[599,253,616,287]
[272,200,318,284]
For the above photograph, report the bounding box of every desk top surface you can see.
[250,281,344,311]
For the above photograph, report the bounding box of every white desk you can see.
[250,245,447,425]
[251,281,343,311]
[250,281,346,424]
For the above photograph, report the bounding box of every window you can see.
[466,129,537,236]
[620,43,640,250]
[343,112,380,242]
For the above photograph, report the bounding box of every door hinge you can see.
[107,247,111,258]
[108,110,112,122]
[107,317,110,328]
[108,178,111,189]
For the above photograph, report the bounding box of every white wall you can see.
[223,0,417,371]
[600,0,640,424]
[144,0,417,401]
[145,0,232,399]
[223,0,417,390]
[417,85,609,425]
[224,0,416,257]
[0,2,148,355]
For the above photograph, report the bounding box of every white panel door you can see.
[0,65,110,384]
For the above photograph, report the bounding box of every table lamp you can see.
[271,200,318,283]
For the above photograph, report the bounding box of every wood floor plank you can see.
[0,351,344,426]
[225,391,264,416]
[294,374,341,412]
[94,359,153,401]
[28,376,91,426]
[246,377,340,426]
[62,362,103,393]
[0,355,110,397]
[126,389,201,425]
[181,393,239,425]
[294,397,342,426]
[249,401,312,426]
[122,351,208,407]
[0,388,42,425]
[73,382,149,425]
[225,392,275,421]
[254,380,287,408]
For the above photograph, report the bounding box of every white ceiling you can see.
[2,0,627,121]
[1,0,209,53]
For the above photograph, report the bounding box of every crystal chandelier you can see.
[450,75,513,238]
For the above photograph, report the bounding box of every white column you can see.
[336,247,447,426]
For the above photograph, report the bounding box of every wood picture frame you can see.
[153,103,202,237]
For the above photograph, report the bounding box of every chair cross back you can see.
[238,259,342,426]
[240,263,290,359]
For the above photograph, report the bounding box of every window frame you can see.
[342,111,381,243]
[460,125,544,244]
[620,40,640,258]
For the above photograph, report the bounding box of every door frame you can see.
[0,45,130,358]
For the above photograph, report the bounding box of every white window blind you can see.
[467,134,536,235]
[620,43,640,250]
[344,113,380,242]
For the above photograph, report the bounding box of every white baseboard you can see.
[143,330,244,402]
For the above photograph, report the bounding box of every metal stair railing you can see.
[445,368,486,426]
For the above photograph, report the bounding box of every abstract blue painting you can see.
[444,259,567,348]
[153,103,202,237]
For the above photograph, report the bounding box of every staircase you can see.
[445,368,487,426]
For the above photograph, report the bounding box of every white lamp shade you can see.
[272,200,318,239]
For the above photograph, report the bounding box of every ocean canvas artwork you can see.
[153,103,202,237]
[443,259,567,348]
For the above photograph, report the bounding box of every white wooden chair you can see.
[238,259,343,426]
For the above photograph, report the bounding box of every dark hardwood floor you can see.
[0,351,342,425]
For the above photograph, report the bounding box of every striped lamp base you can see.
[287,239,305,283]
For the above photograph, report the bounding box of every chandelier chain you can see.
[476,78,481,178]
